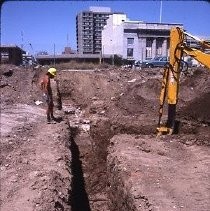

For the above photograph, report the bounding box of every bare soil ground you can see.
[1,65,71,211]
[0,64,209,211]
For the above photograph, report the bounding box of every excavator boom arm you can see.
[157,27,210,135]
[183,47,210,69]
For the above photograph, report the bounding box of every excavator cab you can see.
[157,27,210,135]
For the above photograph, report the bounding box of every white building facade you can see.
[102,15,183,61]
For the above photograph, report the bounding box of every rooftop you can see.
[89,6,111,13]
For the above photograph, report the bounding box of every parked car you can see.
[134,56,195,69]
[134,60,142,68]
[139,56,169,68]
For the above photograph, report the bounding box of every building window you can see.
[127,48,133,57]
[156,39,163,56]
[146,39,152,47]
[146,38,152,59]
[146,48,152,59]
[127,38,134,45]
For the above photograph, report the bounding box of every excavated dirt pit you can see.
[59,67,210,211]
[1,65,210,211]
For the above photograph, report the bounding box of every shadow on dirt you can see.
[69,127,91,211]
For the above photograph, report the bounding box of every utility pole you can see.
[67,34,69,47]
[21,31,24,49]
[159,1,163,23]
[102,45,104,64]
[29,43,37,65]
[53,43,56,66]
[111,39,114,66]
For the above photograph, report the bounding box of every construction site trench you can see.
[0,64,210,211]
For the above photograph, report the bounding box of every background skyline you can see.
[1,1,210,55]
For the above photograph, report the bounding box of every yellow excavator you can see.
[157,27,210,135]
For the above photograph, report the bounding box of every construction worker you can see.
[40,67,57,123]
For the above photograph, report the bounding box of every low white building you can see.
[102,14,183,61]
[102,14,127,58]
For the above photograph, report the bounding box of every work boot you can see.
[51,115,60,123]
[51,115,57,121]
[47,119,56,124]
[47,116,51,124]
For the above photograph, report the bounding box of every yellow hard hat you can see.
[48,67,57,76]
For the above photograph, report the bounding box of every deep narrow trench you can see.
[57,84,110,210]
[56,82,93,210]
[69,123,109,211]
[66,119,111,211]
[69,126,91,211]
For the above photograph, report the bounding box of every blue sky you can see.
[1,0,210,55]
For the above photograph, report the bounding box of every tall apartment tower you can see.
[76,6,123,54]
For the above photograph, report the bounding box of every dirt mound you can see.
[116,78,160,116]
[0,65,45,107]
[177,68,210,123]
[179,92,210,123]
[179,68,210,103]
